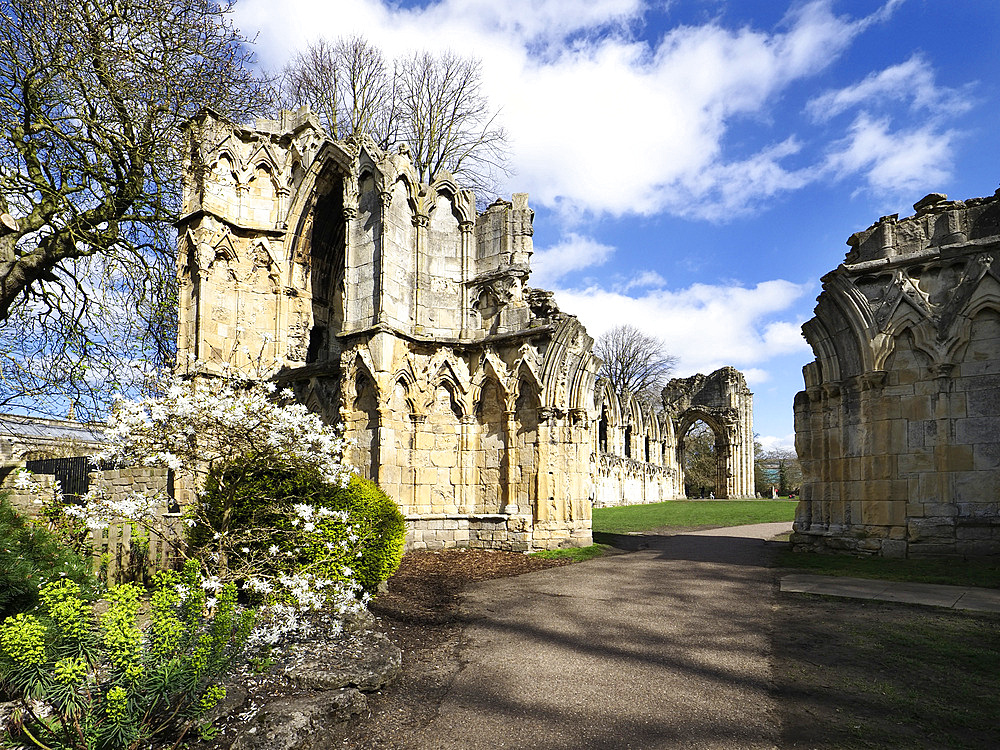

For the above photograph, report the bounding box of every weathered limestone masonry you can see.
[793,190,1000,558]
[592,367,755,507]
[177,108,756,550]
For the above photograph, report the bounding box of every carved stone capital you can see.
[412,213,430,229]
[860,371,887,391]
[930,363,955,380]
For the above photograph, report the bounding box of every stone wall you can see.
[177,108,755,551]
[793,191,1000,557]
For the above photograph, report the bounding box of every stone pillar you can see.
[502,409,518,514]
[460,220,474,336]
[236,182,250,225]
[342,204,357,328]
[410,413,427,516]
[459,414,476,513]
[412,213,429,332]
[277,186,290,229]
[376,190,392,326]
[375,404,394,489]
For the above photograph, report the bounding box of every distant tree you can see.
[594,324,678,404]
[0,0,269,418]
[279,37,508,196]
[755,447,802,497]
[682,422,717,497]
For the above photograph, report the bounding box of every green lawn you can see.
[592,499,798,534]
[777,548,1000,588]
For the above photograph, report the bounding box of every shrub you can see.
[0,561,252,750]
[192,467,405,595]
[326,475,406,593]
[0,494,100,621]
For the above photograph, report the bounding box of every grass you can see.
[591,499,798,534]
[529,543,615,562]
[777,548,1000,588]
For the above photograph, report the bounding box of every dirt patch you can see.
[337,549,571,749]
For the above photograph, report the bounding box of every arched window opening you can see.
[682,420,717,498]
[598,408,608,453]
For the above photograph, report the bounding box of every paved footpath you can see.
[406,522,793,750]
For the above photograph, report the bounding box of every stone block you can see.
[955,539,1000,556]
[898,451,934,475]
[956,418,996,445]
[881,539,907,558]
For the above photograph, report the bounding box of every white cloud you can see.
[616,270,667,293]
[823,114,957,194]
[551,279,813,375]
[233,0,915,219]
[741,368,771,386]
[806,54,973,122]
[531,233,616,287]
[757,433,797,452]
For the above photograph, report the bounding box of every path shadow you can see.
[595,529,782,567]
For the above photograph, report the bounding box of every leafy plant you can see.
[193,468,405,595]
[0,562,252,750]
[0,493,100,621]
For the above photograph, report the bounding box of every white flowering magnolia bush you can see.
[62,374,381,635]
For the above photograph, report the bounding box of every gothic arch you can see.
[663,367,755,498]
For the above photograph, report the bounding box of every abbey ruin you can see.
[175,108,755,550]
[793,190,1000,557]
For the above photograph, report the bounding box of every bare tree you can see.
[394,51,507,193]
[279,36,396,146]
[279,39,508,196]
[0,0,269,418]
[594,325,678,404]
[682,422,717,497]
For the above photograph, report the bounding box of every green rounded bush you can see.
[191,466,405,595]
[326,474,406,593]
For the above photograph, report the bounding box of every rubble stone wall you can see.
[793,191,1000,557]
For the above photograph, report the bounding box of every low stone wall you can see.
[404,513,593,552]
[2,472,58,515]
[593,453,676,508]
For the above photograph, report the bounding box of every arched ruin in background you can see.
[663,367,756,499]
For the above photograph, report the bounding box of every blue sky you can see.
[234,0,1000,449]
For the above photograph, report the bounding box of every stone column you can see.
[342,204,357,328]
[502,409,518,514]
[236,182,250,225]
[412,213,429,332]
[460,220,474,336]
[459,414,476,513]
[375,404,394,489]
[536,407,555,521]
[376,190,392,326]
[277,186,290,230]
[410,413,427,516]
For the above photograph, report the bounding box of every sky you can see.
[233,0,1000,451]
